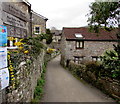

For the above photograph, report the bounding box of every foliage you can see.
[101,49,120,80]
[87,1,119,32]
[21,36,45,58]
[39,29,53,44]
[7,36,45,92]
[46,29,53,44]
[87,1,120,80]
[33,63,46,102]
[85,61,103,77]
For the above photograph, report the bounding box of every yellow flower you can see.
[19,47,24,50]
[14,42,23,46]
[9,66,13,69]
[19,39,24,42]
[24,50,29,54]
[10,69,14,71]
[8,37,14,41]
[8,55,11,60]
[14,38,18,40]
[47,48,56,53]
[11,75,14,77]
[10,72,14,74]
[11,78,15,80]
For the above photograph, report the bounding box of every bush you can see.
[85,61,103,77]
[37,79,45,86]
[68,61,86,77]
[34,86,43,98]
[21,36,45,58]
[101,49,120,80]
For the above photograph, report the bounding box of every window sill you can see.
[76,48,84,49]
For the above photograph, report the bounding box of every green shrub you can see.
[37,79,45,86]
[21,36,45,58]
[34,86,43,98]
[68,61,86,77]
[101,49,120,80]
[33,63,47,102]
[85,61,103,78]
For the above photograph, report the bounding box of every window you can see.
[74,56,84,64]
[92,56,101,61]
[76,41,84,49]
[34,26,41,34]
[75,33,83,38]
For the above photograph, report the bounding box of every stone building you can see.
[0,0,31,47]
[0,0,31,103]
[61,27,118,66]
[31,10,48,36]
[50,29,62,50]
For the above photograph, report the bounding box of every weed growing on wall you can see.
[32,63,46,102]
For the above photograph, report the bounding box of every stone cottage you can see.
[31,10,48,36]
[61,27,118,65]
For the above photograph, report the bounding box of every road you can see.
[41,55,115,102]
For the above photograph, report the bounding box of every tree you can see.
[87,1,120,79]
[87,1,119,33]
[46,29,53,44]
[87,1,120,58]
[39,29,53,44]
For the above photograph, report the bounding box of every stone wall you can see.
[68,61,120,101]
[0,1,31,38]
[6,49,45,102]
[0,49,59,103]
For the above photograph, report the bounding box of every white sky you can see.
[28,0,95,30]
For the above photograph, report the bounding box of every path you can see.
[41,55,115,102]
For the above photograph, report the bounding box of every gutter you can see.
[66,39,119,42]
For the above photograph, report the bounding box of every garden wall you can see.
[68,61,120,101]
[6,49,45,102]
[1,49,59,103]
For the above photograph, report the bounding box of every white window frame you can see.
[92,56,101,61]
[74,56,84,64]
[76,41,84,49]
[34,25,41,34]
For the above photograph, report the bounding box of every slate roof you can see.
[31,10,48,21]
[62,27,118,41]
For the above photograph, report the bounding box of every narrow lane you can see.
[41,55,115,102]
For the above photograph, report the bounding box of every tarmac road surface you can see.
[41,55,115,102]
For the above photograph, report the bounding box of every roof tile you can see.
[62,27,118,40]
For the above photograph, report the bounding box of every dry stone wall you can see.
[68,61,120,101]
[6,50,45,102]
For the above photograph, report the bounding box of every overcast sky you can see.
[28,0,95,30]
